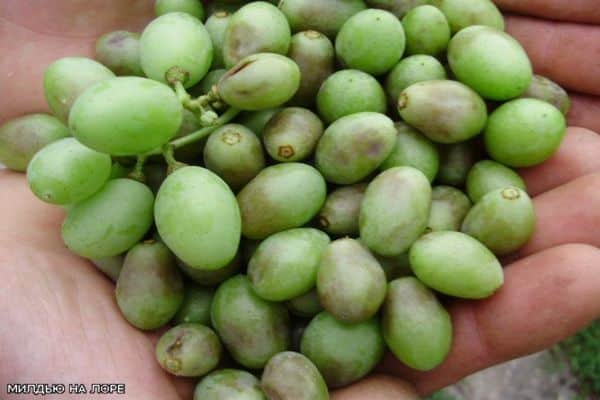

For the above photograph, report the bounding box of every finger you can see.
[493,0,600,24]
[380,243,600,394]
[505,15,600,96]
[519,127,600,196]
[516,173,600,257]
[331,375,420,400]
[568,93,600,133]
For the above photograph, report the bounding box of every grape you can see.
[316,70,387,123]
[155,324,222,377]
[190,69,227,97]
[300,312,385,388]
[317,238,387,323]
[436,0,504,33]
[155,0,205,20]
[402,5,451,56]
[427,186,472,232]
[236,108,281,136]
[0,114,70,172]
[116,241,184,330]
[360,167,431,256]
[203,124,266,191]
[262,107,324,162]
[380,121,440,182]
[69,77,183,155]
[365,0,433,18]
[437,140,481,186]
[385,55,447,106]
[205,11,231,69]
[62,179,154,259]
[288,31,335,106]
[217,53,301,111]
[336,9,405,76]
[466,160,526,203]
[521,75,571,115]
[398,80,487,144]
[44,57,115,122]
[261,352,329,400]
[410,231,504,299]
[154,166,241,270]
[222,2,291,68]
[279,0,367,37]
[484,98,566,167]
[194,370,265,400]
[95,31,144,76]
[448,25,532,100]
[382,277,452,371]
[27,138,112,205]
[140,12,213,88]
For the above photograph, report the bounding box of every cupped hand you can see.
[0,1,599,399]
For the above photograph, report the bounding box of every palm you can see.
[1,1,599,399]
[0,172,193,399]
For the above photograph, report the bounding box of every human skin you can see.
[0,1,599,399]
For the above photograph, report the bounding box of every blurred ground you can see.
[439,350,583,400]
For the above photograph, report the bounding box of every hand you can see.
[0,1,599,400]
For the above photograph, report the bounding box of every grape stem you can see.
[174,81,220,126]
[128,155,147,182]
[143,107,241,157]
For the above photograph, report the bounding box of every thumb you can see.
[331,375,422,400]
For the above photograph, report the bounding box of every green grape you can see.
[288,30,335,107]
[262,107,324,162]
[173,283,215,325]
[211,275,290,369]
[27,138,111,205]
[336,9,405,76]
[402,5,451,56]
[317,184,367,236]
[301,312,385,388]
[236,108,281,136]
[248,228,330,301]
[203,124,266,191]
[383,277,452,371]
[95,31,144,76]
[385,55,447,106]
[116,241,184,330]
[435,0,504,33]
[365,0,434,18]
[190,69,227,97]
[521,75,571,115]
[91,255,124,282]
[466,160,526,203]
[237,163,327,239]
[484,98,566,167]
[177,252,242,287]
[222,2,291,68]
[437,140,481,186]
[287,289,323,318]
[205,12,231,69]
[155,0,205,20]
[448,25,532,100]
[380,122,440,182]
[217,53,301,111]
[140,12,213,87]
[69,77,183,156]
[43,57,115,122]
[155,166,241,270]
[155,324,222,377]
[261,352,329,400]
[427,185,471,231]
[316,69,387,124]
[206,1,247,16]
[398,80,487,144]
[0,114,70,172]
[316,112,396,184]
[279,0,367,37]
[194,369,266,400]
[62,179,154,259]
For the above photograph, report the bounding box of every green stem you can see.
[128,155,147,182]
[171,107,240,149]
[143,107,241,157]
